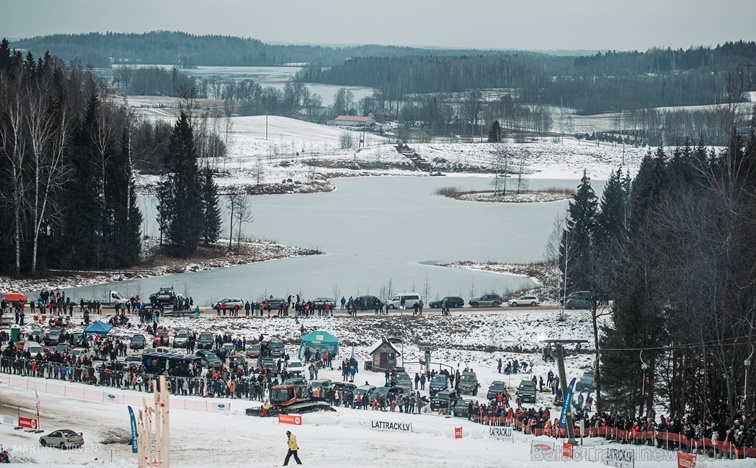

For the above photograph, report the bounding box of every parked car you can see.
[29,328,43,343]
[430,389,462,411]
[394,372,413,392]
[508,295,540,307]
[172,329,190,348]
[333,382,357,393]
[565,297,592,309]
[286,359,305,376]
[429,374,449,396]
[53,343,71,354]
[39,429,84,448]
[257,356,277,373]
[245,343,262,359]
[560,291,594,304]
[486,381,508,400]
[517,379,537,403]
[311,297,336,309]
[212,298,244,311]
[457,370,479,395]
[371,385,407,402]
[352,295,383,311]
[196,350,222,368]
[24,341,44,355]
[469,293,503,308]
[310,379,334,398]
[117,355,143,365]
[269,340,285,358]
[68,348,91,359]
[196,332,214,350]
[43,328,62,346]
[354,384,376,400]
[452,398,474,418]
[575,371,595,392]
[386,292,423,309]
[153,327,169,347]
[428,296,465,308]
[264,297,286,310]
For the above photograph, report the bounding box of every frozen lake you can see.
[66,177,591,305]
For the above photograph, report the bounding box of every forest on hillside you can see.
[10,31,507,68]
[11,32,756,145]
[0,41,227,277]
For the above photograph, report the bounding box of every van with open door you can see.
[386,292,422,310]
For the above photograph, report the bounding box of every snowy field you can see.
[1,310,752,467]
[0,100,741,466]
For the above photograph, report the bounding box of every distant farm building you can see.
[327,115,375,127]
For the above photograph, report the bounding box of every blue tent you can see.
[299,330,339,359]
[84,320,113,335]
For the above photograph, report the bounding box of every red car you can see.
[154,327,169,347]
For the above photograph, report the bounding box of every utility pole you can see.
[540,339,587,445]
[556,344,577,445]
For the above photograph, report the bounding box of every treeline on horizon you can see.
[11,32,756,114]
[10,31,509,68]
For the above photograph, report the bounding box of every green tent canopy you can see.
[299,330,339,359]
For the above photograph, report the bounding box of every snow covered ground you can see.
[1,310,750,467]
[0,101,741,467]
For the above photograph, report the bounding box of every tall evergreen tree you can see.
[200,166,221,245]
[487,120,502,142]
[156,111,202,256]
[63,94,104,268]
[559,170,598,293]
[104,128,142,266]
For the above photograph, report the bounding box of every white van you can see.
[386,293,423,310]
[24,341,44,355]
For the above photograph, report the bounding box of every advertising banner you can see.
[18,416,37,430]
[677,452,696,468]
[559,377,577,429]
[127,406,138,454]
[604,447,634,468]
[370,420,413,432]
[489,426,513,440]
[278,414,303,425]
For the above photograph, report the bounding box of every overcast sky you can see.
[3,0,755,52]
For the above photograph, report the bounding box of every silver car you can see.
[40,429,84,448]
[508,295,540,307]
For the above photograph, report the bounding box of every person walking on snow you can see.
[283,430,302,465]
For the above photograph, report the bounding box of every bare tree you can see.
[422,277,432,305]
[234,195,253,249]
[492,143,511,196]
[26,85,72,275]
[226,190,242,250]
[0,67,26,275]
[252,156,264,185]
[331,284,341,305]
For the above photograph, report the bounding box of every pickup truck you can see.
[150,287,179,307]
[87,290,129,307]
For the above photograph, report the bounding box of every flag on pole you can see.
[35,389,40,412]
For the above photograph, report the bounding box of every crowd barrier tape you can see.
[0,375,232,414]
[471,414,756,459]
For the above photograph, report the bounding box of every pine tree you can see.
[559,170,598,293]
[105,128,142,266]
[156,111,202,256]
[63,94,104,268]
[200,166,221,245]
[487,120,502,142]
